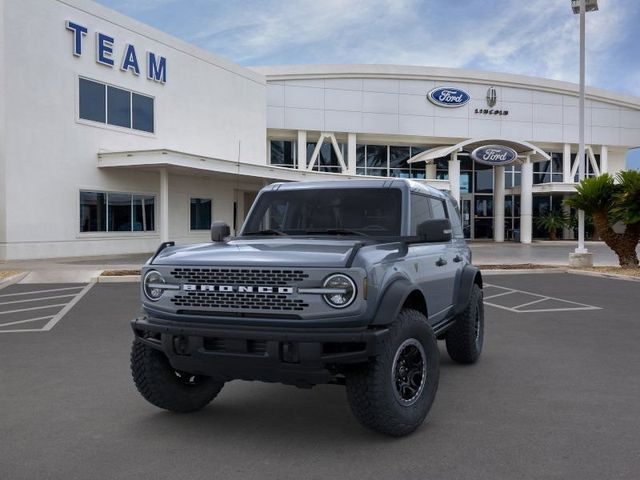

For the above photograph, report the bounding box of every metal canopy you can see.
[407,138,551,164]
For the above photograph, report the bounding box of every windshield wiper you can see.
[302,228,371,237]
[244,229,288,236]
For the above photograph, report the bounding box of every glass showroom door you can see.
[461,195,473,239]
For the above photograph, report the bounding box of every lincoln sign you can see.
[471,145,518,166]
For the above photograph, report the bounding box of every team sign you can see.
[66,21,167,84]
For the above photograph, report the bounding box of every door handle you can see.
[435,257,447,267]
[453,255,463,263]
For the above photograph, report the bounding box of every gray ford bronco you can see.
[131,179,484,436]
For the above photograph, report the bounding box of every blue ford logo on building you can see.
[471,145,518,166]
[427,87,470,108]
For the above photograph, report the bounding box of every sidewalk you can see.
[0,253,151,283]
[1,242,636,284]
[469,240,635,266]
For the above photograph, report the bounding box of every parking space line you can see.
[512,297,548,309]
[0,303,68,316]
[0,293,78,306]
[0,286,84,298]
[484,283,602,314]
[484,290,517,300]
[0,315,54,328]
[42,283,94,331]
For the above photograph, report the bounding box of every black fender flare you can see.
[453,265,483,316]
[371,277,424,326]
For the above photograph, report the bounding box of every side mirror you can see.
[211,221,230,243]
[417,219,452,243]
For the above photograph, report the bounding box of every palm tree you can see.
[565,172,640,267]
[535,209,569,240]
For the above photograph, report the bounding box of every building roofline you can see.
[251,64,640,109]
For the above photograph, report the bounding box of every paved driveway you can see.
[1,273,639,479]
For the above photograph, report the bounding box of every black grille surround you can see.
[167,268,311,313]
[170,268,309,285]
[171,291,309,312]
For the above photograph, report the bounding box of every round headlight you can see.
[322,274,356,308]
[143,270,165,301]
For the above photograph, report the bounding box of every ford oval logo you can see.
[427,87,470,108]
[471,145,518,166]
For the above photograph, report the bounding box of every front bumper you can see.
[131,316,389,386]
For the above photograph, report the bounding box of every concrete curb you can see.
[566,269,640,282]
[481,267,640,282]
[93,275,141,283]
[481,268,564,275]
[0,271,30,290]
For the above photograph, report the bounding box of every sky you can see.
[95,0,640,170]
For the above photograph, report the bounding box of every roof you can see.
[264,178,446,197]
[252,64,640,110]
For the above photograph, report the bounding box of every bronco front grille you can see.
[170,268,309,285]
[170,292,309,311]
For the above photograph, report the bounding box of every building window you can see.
[356,145,427,178]
[80,191,155,233]
[78,78,154,133]
[306,142,346,173]
[190,198,212,230]
[504,165,522,188]
[534,153,564,184]
[571,153,601,181]
[270,140,297,168]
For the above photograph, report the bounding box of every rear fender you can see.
[453,265,482,316]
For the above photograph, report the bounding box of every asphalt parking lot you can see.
[1,273,639,480]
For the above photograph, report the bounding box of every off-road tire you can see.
[445,283,484,364]
[345,309,439,437]
[131,340,224,413]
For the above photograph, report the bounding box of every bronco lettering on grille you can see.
[182,284,295,294]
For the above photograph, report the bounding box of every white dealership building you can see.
[1,0,640,260]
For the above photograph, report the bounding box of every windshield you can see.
[242,188,402,237]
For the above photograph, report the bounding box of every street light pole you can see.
[576,0,587,254]
[569,0,597,266]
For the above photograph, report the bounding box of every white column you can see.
[563,143,573,183]
[493,165,505,242]
[297,130,307,170]
[347,133,357,175]
[520,158,533,244]
[448,153,461,205]
[600,145,608,174]
[425,163,437,180]
[159,168,169,243]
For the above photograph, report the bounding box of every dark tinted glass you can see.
[429,198,448,219]
[474,163,493,193]
[244,188,403,236]
[356,145,366,168]
[270,140,295,167]
[79,79,106,123]
[108,193,132,231]
[132,93,154,133]
[190,198,212,230]
[80,191,106,232]
[107,86,131,128]
[410,194,431,234]
[474,196,493,217]
[133,195,155,231]
[366,145,387,169]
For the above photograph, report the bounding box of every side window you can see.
[429,198,447,220]
[445,198,464,238]
[410,194,432,235]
